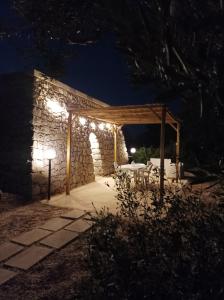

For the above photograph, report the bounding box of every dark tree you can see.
[10,0,224,167]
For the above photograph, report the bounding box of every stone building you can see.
[0,70,128,200]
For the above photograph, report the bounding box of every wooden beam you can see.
[176,123,180,181]
[148,106,177,131]
[66,105,178,126]
[168,123,177,131]
[67,103,163,112]
[160,106,166,201]
[113,125,118,163]
[66,112,72,195]
[72,113,119,125]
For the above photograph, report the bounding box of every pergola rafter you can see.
[66,104,178,125]
[65,104,181,197]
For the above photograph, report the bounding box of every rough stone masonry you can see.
[0,70,128,200]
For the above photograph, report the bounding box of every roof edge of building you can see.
[32,69,110,108]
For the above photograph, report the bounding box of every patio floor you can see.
[42,176,118,214]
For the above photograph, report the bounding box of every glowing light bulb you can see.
[46,97,68,117]
[130,147,136,154]
[45,148,56,160]
[106,123,111,130]
[90,122,96,130]
[99,123,105,130]
[79,117,86,125]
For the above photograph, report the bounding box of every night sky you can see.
[0,0,175,149]
[0,1,155,107]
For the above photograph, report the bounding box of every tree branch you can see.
[172,47,189,75]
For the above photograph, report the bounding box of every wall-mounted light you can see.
[46,97,68,117]
[90,122,96,130]
[99,123,105,130]
[130,147,136,154]
[106,123,111,130]
[45,148,56,200]
[79,117,86,126]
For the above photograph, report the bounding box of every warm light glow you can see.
[90,122,96,130]
[45,148,56,160]
[130,147,136,154]
[33,148,44,160]
[89,133,102,174]
[79,117,86,125]
[106,123,112,130]
[89,132,98,144]
[99,123,105,130]
[32,148,44,168]
[46,98,68,117]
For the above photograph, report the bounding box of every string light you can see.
[79,117,86,125]
[90,122,96,129]
[99,123,105,130]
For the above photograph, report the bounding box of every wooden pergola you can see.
[65,104,180,196]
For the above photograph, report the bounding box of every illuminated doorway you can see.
[89,133,102,175]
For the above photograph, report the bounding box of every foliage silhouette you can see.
[86,172,224,299]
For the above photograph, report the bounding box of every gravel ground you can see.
[0,196,70,243]
[0,196,91,300]
[0,237,90,300]
[0,180,221,300]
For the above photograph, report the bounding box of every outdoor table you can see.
[120,163,146,171]
[120,163,146,184]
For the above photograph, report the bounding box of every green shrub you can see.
[86,173,224,299]
[132,146,160,164]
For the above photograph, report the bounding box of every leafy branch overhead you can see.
[12,0,224,105]
[8,0,224,165]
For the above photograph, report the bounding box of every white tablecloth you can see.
[120,163,146,171]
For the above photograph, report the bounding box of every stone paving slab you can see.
[65,219,93,233]
[0,242,24,262]
[39,217,73,232]
[0,268,17,286]
[40,229,79,249]
[11,228,52,246]
[5,245,53,270]
[61,210,86,220]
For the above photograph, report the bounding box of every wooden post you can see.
[66,112,72,195]
[113,125,117,163]
[160,106,166,200]
[176,123,180,181]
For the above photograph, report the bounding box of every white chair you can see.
[137,163,153,188]
[146,161,151,167]
[143,162,154,186]
[150,158,172,176]
[166,162,184,180]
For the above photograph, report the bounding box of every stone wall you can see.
[31,71,128,199]
[0,70,128,200]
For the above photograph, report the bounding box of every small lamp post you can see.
[45,148,56,200]
[129,147,136,163]
[130,147,136,154]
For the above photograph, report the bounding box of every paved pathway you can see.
[45,176,117,213]
[0,210,95,286]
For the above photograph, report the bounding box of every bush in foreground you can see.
[86,173,224,299]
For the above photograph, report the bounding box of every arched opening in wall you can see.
[89,133,103,175]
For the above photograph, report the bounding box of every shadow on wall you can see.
[89,132,103,175]
[0,73,33,199]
